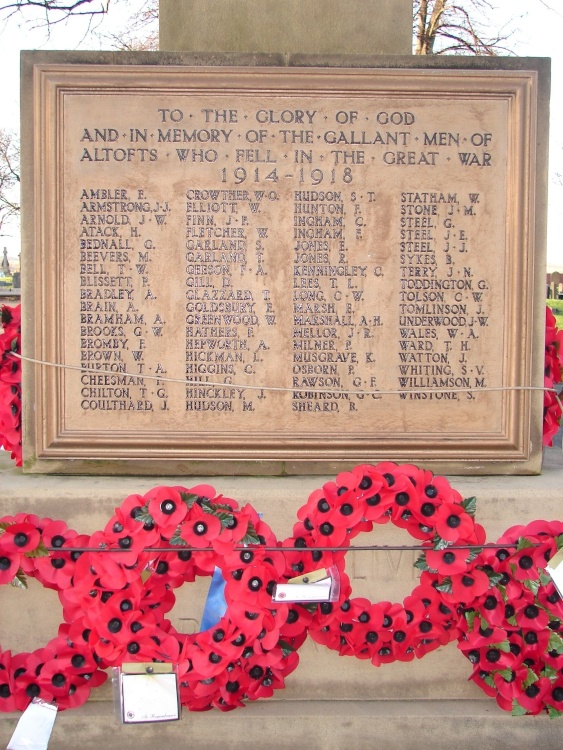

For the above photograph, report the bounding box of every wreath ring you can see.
[59,484,307,712]
[457,520,563,716]
[0,514,107,711]
[281,462,487,665]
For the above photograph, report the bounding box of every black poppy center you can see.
[161,500,176,515]
[383,473,395,487]
[486,649,500,663]
[366,494,381,507]
[483,596,497,611]
[108,618,122,634]
[71,654,86,668]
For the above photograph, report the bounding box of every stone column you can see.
[159,0,413,55]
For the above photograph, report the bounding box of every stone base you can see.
[1,700,562,750]
[1,448,563,745]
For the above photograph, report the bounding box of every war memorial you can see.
[1,1,563,747]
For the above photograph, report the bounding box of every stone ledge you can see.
[0,699,561,750]
[1,448,562,542]
[1,449,562,741]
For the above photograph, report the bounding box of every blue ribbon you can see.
[201,566,227,630]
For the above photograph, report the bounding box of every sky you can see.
[0,0,562,267]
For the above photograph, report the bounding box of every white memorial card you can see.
[7,698,58,750]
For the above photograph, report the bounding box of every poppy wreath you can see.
[56,484,306,713]
[0,474,563,718]
[279,462,488,665]
[544,307,563,447]
[456,520,563,717]
[0,512,107,711]
[0,304,22,466]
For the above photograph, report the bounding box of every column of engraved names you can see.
[184,189,259,414]
[397,190,490,401]
[292,189,356,414]
[78,188,152,413]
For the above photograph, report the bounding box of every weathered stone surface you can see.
[21,53,549,474]
[1,699,562,749]
[159,0,413,55]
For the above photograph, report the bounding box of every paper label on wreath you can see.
[272,566,340,603]
[545,547,563,599]
[119,665,180,723]
[7,698,58,750]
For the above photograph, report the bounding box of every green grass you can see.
[547,298,563,330]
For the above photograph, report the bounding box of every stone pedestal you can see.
[1,449,562,747]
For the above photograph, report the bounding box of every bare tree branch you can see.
[0,130,20,236]
[94,0,157,50]
[414,0,514,56]
[0,0,109,29]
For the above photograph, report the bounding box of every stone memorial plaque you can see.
[22,54,548,474]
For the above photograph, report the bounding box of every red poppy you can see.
[0,649,16,712]
[514,676,552,714]
[425,547,470,575]
[546,679,563,712]
[514,600,550,631]
[181,504,222,547]
[0,549,20,584]
[434,503,475,543]
[12,650,55,710]
[0,523,40,555]
[146,486,188,536]
[450,569,490,602]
